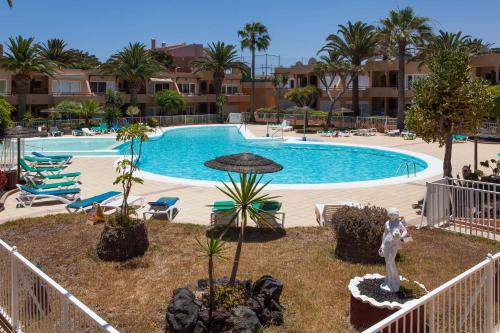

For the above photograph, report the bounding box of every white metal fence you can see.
[0,239,118,333]
[13,114,222,130]
[364,252,500,333]
[421,178,500,240]
[255,113,398,130]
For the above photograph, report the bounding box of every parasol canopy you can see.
[204,152,283,174]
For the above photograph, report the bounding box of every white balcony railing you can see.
[0,239,119,333]
[364,252,500,333]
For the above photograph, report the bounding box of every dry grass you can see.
[1,214,500,333]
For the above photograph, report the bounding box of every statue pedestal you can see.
[349,274,427,332]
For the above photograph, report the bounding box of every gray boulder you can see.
[252,276,283,304]
[166,288,202,333]
[230,306,262,332]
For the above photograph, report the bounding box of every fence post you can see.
[63,296,70,333]
[10,246,19,331]
[485,253,494,332]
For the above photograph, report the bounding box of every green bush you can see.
[147,117,159,128]
[332,206,387,263]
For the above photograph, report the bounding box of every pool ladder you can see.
[396,161,417,178]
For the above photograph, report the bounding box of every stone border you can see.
[349,273,427,310]
[0,188,19,212]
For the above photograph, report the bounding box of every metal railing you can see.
[421,178,500,240]
[255,113,398,130]
[13,114,222,131]
[0,239,119,333]
[364,252,500,333]
[481,121,499,135]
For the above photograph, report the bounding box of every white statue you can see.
[379,208,408,292]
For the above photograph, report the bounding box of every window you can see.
[0,80,6,95]
[177,83,196,95]
[288,79,295,89]
[155,83,170,93]
[52,80,81,95]
[225,68,233,75]
[90,81,115,94]
[405,74,427,90]
[222,85,238,95]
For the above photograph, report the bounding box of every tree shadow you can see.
[206,226,287,243]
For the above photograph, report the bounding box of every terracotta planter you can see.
[349,274,427,332]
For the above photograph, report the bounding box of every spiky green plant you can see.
[196,236,227,324]
[216,172,278,284]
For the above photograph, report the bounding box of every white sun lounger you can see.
[81,128,96,136]
[16,185,81,208]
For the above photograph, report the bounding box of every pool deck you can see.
[1,124,498,227]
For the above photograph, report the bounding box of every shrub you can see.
[331,206,387,263]
[147,117,159,128]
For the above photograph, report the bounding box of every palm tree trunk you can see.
[397,44,406,131]
[229,216,245,284]
[213,72,224,116]
[15,75,30,121]
[443,132,453,177]
[128,82,140,107]
[352,76,359,117]
[352,58,361,116]
[249,49,256,123]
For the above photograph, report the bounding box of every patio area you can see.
[1,124,498,227]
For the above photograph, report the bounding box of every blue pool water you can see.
[25,137,119,156]
[125,126,428,184]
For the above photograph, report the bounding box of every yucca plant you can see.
[216,172,278,284]
[196,235,227,325]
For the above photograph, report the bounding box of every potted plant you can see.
[96,123,152,261]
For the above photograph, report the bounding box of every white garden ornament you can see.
[378,208,408,292]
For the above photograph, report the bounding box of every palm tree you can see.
[0,36,56,120]
[321,21,377,116]
[6,0,12,7]
[238,22,271,122]
[105,42,162,107]
[420,30,486,61]
[271,73,288,122]
[379,7,432,130]
[191,42,248,115]
[40,38,74,67]
[80,99,102,125]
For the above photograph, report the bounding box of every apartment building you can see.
[271,50,500,117]
[0,39,250,118]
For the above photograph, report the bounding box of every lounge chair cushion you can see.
[260,201,282,211]
[42,172,81,179]
[33,152,72,160]
[20,186,80,196]
[31,180,76,190]
[67,191,121,209]
[213,201,236,211]
[20,159,64,172]
[148,197,179,208]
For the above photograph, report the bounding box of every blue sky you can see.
[1,0,499,67]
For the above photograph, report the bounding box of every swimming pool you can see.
[25,137,120,156]
[125,125,441,188]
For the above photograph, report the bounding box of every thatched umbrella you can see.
[333,107,355,129]
[3,126,38,178]
[204,152,283,174]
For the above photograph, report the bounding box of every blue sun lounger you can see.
[16,185,81,208]
[33,152,73,162]
[66,191,121,213]
[143,197,179,221]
